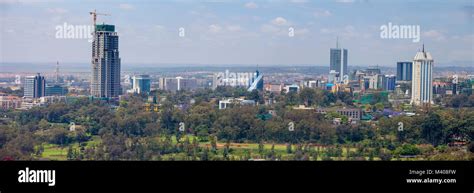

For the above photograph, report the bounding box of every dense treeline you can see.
[0,87,472,160]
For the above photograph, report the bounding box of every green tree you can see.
[67,146,74,160]
[286,143,292,154]
[201,147,209,161]
[48,126,71,146]
[210,135,217,153]
[38,119,50,130]
[379,150,393,161]
[421,113,443,146]
[247,90,264,104]
[258,141,264,155]
[299,88,316,106]
[395,144,421,156]
[375,103,384,112]
[223,146,229,160]
[268,144,276,160]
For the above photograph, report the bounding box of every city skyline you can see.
[0,0,473,67]
[0,1,472,191]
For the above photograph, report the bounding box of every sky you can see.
[0,0,473,67]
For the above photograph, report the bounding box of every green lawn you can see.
[37,136,102,160]
[41,144,68,160]
[37,134,426,161]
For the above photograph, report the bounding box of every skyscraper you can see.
[24,73,46,98]
[329,39,348,83]
[55,61,60,83]
[411,45,433,105]
[396,62,413,81]
[132,75,151,94]
[384,75,397,91]
[247,70,264,91]
[91,24,121,98]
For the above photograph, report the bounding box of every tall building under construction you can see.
[90,24,121,98]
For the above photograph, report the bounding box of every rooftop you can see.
[96,24,115,32]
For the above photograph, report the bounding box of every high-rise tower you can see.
[411,44,433,105]
[90,24,121,98]
[24,73,46,98]
[329,38,348,83]
[55,61,60,83]
[396,62,413,81]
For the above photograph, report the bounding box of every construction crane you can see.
[89,9,110,31]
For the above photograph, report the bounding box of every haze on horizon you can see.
[0,0,473,67]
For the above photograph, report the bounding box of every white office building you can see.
[411,45,434,105]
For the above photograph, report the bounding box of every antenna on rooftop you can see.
[55,61,59,83]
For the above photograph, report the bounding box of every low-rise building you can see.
[284,84,299,93]
[219,98,256,109]
[45,84,68,96]
[316,107,362,121]
[159,77,198,92]
[0,94,22,110]
[264,83,283,93]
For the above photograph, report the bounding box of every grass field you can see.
[37,134,420,161]
[38,136,102,160]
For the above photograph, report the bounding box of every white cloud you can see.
[261,17,298,37]
[335,0,355,3]
[319,25,360,38]
[208,24,222,33]
[261,24,280,33]
[226,25,242,32]
[260,24,293,37]
[314,9,331,17]
[244,2,258,9]
[344,25,355,31]
[1,0,61,5]
[188,9,217,19]
[271,17,289,26]
[154,25,165,32]
[423,30,445,41]
[290,0,308,3]
[119,3,134,10]
[340,25,357,37]
[320,28,333,34]
[46,8,68,14]
[189,10,199,15]
[295,28,310,36]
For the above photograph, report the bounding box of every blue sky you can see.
[0,0,473,67]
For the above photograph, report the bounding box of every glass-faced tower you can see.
[91,24,121,98]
